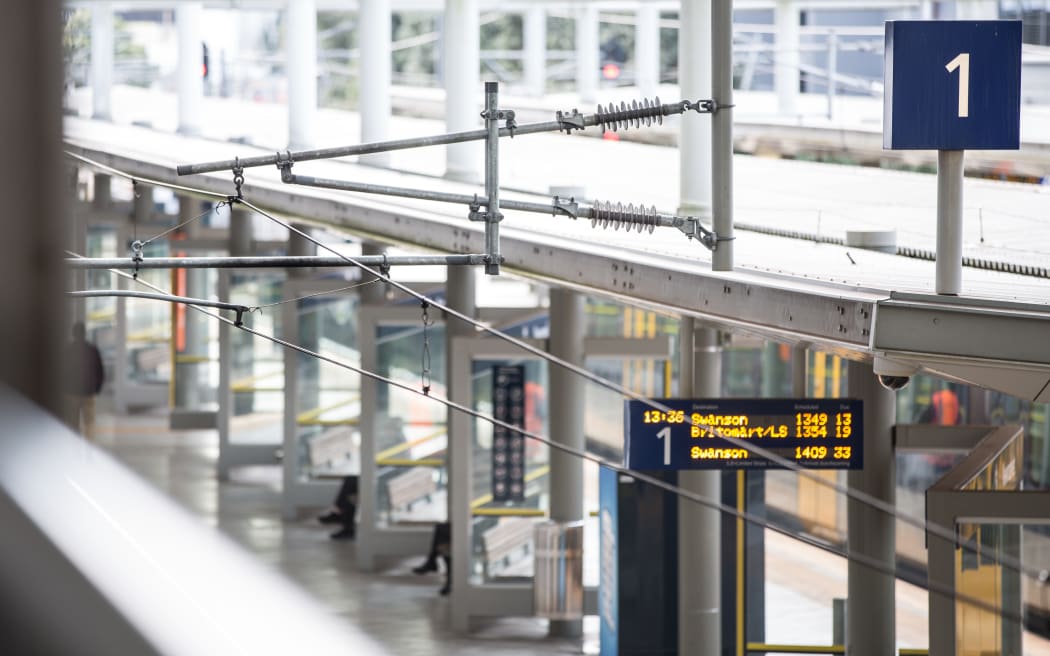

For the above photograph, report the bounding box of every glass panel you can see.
[296,294,359,481]
[172,267,219,412]
[469,358,548,585]
[84,226,119,384]
[229,272,284,444]
[375,321,447,526]
[126,240,171,386]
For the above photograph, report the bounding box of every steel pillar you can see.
[91,2,113,121]
[176,3,204,136]
[523,6,546,97]
[679,0,712,220]
[636,5,660,101]
[286,0,317,150]
[936,150,964,295]
[679,323,721,656]
[575,4,599,104]
[775,0,800,118]
[443,0,480,182]
[359,0,392,167]
[287,223,315,278]
[548,288,586,638]
[711,0,735,273]
[845,359,895,656]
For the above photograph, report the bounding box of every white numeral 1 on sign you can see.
[945,52,970,118]
[656,426,672,465]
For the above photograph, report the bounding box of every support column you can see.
[444,0,480,182]
[217,268,233,478]
[678,0,712,220]
[91,2,114,121]
[286,0,317,150]
[679,323,721,656]
[775,0,800,119]
[936,150,964,295]
[548,288,585,638]
[523,6,547,97]
[173,197,208,416]
[635,5,660,100]
[229,207,254,257]
[446,261,475,628]
[845,359,895,656]
[575,5,599,104]
[359,0,391,167]
[176,3,204,136]
[711,0,734,273]
[360,242,387,305]
[287,224,316,278]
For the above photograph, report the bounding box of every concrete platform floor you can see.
[91,404,597,655]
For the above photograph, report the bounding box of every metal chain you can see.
[420,299,432,395]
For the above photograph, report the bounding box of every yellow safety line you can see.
[232,387,284,393]
[174,354,211,364]
[737,470,745,656]
[374,458,444,467]
[375,428,447,461]
[898,650,929,656]
[470,465,550,509]
[231,370,282,392]
[746,644,844,654]
[472,508,546,517]
[87,307,116,322]
[297,395,360,423]
[298,418,359,427]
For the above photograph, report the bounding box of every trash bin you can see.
[532,520,584,619]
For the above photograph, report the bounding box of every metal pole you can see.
[483,82,502,275]
[548,287,585,638]
[636,4,660,100]
[359,0,391,167]
[91,2,114,121]
[176,3,204,136]
[775,0,800,118]
[678,0,712,220]
[936,150,964,295]
[846,359,895,656]
[680,324,721,656]
[711,0,734,272]
[523,6,547,97]
[66,254,486,270]
[826,31,837,122]
[444,0,480,182]
[286,0,317,150]
[177,100,705,176]
[445,261,475,621]
[576,4,599,104]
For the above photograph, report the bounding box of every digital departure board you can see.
[624,399,863,470]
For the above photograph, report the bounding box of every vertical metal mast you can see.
[483,81,502,275]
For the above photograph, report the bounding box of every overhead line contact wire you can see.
[66,155,1039,582]
[67,251,1027,624]
[235,197,1041,582]
[64,240,1041,604]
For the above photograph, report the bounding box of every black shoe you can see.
[318,511,342,525]
[330,527,356,540]
[413,560,438,575]
[439,585,450,596]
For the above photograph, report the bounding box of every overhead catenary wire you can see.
[67,251,1032,626]
[64,151,1042,584]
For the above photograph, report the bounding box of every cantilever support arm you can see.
[68,290,252,327]
[176,98,714,177]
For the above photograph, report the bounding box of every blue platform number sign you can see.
[884,20,1021,150]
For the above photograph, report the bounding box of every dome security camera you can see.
[872,355,917,392]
